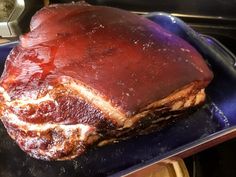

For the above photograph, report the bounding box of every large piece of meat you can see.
[0,3,213,160]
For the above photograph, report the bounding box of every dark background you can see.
[54,0,236,18]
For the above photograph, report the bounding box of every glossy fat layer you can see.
[1,83,117,130]
[0,3,213,116]
[2,118,99,160]
[1,79,202,127]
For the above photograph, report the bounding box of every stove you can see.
[0,1,236,177]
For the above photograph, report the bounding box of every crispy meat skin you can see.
[0,3,213,160]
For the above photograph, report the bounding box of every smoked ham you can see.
[0,3,213,160]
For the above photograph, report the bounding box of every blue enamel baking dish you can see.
[0,13,235,177]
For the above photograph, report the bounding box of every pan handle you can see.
[0,40,18,61]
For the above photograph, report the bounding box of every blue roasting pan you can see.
[0,13,236,177]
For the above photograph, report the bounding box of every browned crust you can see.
[0,81,206,160]
[0,3,213,160]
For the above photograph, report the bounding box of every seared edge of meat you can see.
[0,79,205,160]
[0,3,213,160]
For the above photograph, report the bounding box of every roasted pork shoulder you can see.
[0,3,213,160]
